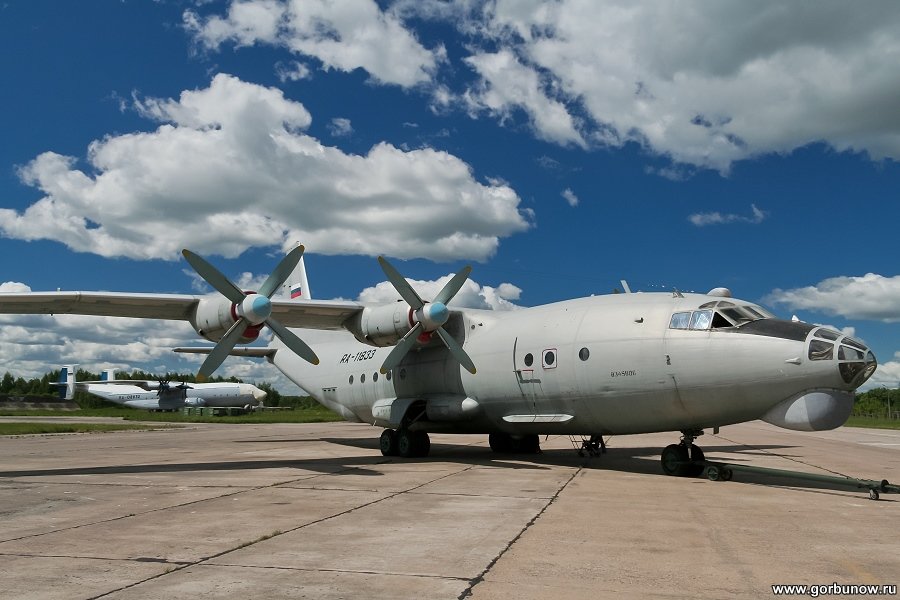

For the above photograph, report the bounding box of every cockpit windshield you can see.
[670,301,772,331]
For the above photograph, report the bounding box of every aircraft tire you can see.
[413,431,431,457]
[380,429,397,456]
[397,430,430,458]
[661,444,689,476]
[517,434,541,454]
[397,430,415,458]
[489,433,513,453]
[686,444,705,477]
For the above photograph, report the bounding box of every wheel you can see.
[661,444,689,476]
[515,434,541,454]
[412,431,431,457]
[705,466,720,481]
[379,429,397,456]
[686,444,705,477]
[397,430,415,458]
[869,488,880,501]
[489,432,512,453]
[720,468,733,481]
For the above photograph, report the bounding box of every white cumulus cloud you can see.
[0,74,529,262]
[561,188,578,207]
[185,0,441,87]
[357,273,522,311]
[765,273,900,322]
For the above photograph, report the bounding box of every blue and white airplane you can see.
[1,245,877,474]
[55,366,266,411]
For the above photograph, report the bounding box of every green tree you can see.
[0,372,14,394]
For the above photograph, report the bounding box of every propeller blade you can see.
[266,317,319,365]
[435,327,477,374]
[377,256,424,310]
[434,265,472,306]
[182,250,245,303]
[258,245,305,298]
[197,318,247,381]
[380,322,422,374]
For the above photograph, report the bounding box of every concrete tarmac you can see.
[1,420,898,599]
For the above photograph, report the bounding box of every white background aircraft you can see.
[0,246,877,475]
[55,366,266,411]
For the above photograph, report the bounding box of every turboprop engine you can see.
[180,246,319,380]
[344,302,453,348]
[189,295,264,344]
[345,257,478,375]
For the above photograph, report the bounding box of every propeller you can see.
[182,246,320,381]
[377,256,476,375]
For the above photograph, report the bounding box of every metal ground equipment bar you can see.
[700,460,900,501]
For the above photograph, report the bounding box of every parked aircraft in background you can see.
[55,366,265,411]
[1,245,877,475]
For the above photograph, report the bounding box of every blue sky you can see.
[1,1,899,391]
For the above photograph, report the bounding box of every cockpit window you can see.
[814,328,840,341]
[720,307,753,325]
[839,345,865,361]
[842,337,867,351]
[670,305,770,331]
[689,310,713,330]
[809,340,834,361]
[669,312,691,329]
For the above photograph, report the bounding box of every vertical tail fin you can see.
[283,241,312,300]
[101,369,116,381]
[58,365,76,400]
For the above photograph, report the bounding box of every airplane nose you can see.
[837,337,877,388]
[240,384,267,402]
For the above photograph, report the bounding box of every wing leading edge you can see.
[0,291,363,330]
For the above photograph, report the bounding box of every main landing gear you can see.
[661,429,706,477]
[380,428,431,458]
[489,433,541,454]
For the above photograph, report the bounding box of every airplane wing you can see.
[173,347,277,357]
[0,291,364,330]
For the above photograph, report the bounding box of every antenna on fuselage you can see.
[620,280,632,294]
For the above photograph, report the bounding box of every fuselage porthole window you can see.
[373,372,378,382]
[348,375,354,385]
[361,373,366,383]
[524,353,534,367]
[386,371,392,381]
[543,350,556,367]
[579,347,590,361]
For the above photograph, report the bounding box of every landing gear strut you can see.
[661,429,705,477]
[380,429,430,458]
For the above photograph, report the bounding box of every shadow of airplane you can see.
[0,435,891,500]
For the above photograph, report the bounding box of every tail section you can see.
[283,241,312,300]
[101,369,116,381]
[57,365,76,400]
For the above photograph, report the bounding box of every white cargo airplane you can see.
[0,246,876,475]
[55,366,266,411]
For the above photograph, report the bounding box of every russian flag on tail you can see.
[290,284,303,299]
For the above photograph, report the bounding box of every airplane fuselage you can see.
[80,382,262,410]
[272,292,873,436]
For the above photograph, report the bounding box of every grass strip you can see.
[0,422,182,436]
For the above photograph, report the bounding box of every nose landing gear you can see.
[661,429,705,477]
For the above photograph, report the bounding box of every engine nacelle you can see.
[189,296,263,344]
[344,303,414,347]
